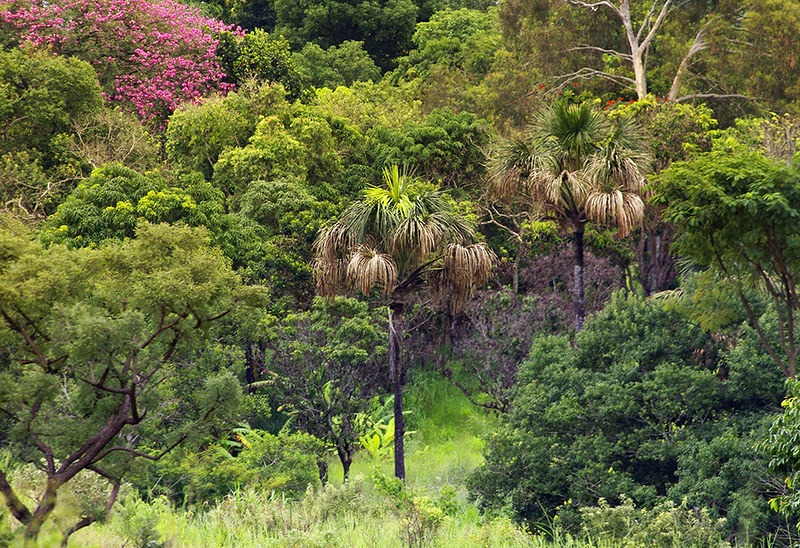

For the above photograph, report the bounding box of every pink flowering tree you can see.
[3,0,242,125]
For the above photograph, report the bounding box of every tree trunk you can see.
[24,477,61,540]
[388,301,406,481]
[337,445,353,482]
[317,460,329,486]
[573,228,586,332]
[631,46,648,100]
[635,217,677,297]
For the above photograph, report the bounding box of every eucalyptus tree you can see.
[313,165,494,479]
[491,101,649,331]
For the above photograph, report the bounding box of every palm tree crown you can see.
[491,101,650,330]
[314,165,493,304]
[493,100,649,236]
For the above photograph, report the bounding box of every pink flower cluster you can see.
[3,0,243,125]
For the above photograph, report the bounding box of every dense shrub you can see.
[469,293,776,542]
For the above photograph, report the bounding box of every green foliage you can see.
[312,81,422,133]
[218,30,302,98]
[0,48,102,157]
[260,296,387,478]
[370,108,492,192]
[656,136,800,377]
[111,493,169,548]
[579,496,729,547]
[273,0,419,70]
[608,97,717,171]
[0,219,258,536]
[212,106,343,200]
[166,83,289,180]
[155,429,323,505]
[294,40,381,89]
[0,47,103,218]
[373,471,447,547]
[762,379,800,524]
[470,293,772,541]
[42,164,226,247]
[397,8,500,79]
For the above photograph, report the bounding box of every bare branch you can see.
[569,0,622,17]
[640,0,674,50]
[568,44,633,60]
[554,68,635,89]
[91,434,187,464]
[674,93,756,102]
[668,23,709,101]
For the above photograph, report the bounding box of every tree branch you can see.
[568,44,633,60]
[0,469,32,524]
[568,0,622,18]
[674,93,756,102]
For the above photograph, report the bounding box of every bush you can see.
[469,293,774,541]
[580,496,729,547]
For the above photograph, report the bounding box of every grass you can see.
[10,370,736,547]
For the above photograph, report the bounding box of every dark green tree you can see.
[261,297,387,481]
[217,30,303,98]
[656,134,800,377]
[0,47,103,218]
[273,0,419,70]
[469,293,775,542]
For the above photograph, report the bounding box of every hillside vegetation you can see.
[1,0,800,545]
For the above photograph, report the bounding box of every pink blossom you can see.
[3,0,243,127]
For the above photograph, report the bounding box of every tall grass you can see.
[34,371,733,547]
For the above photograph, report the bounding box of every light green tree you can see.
[0,219,262,541]
[313,165,494,479]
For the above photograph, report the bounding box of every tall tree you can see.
[499,0,750,105]
[657,131,800,378]
[491,101,649,330]
[313,165,494,479]
[0,220,259,541]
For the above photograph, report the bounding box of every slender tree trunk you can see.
[337,446,353,482]
[317,460,329,486]
[388,301,406,481]
[573,228,586,332]
[442,310,453,348]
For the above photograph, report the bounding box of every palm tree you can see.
[313,165,494,480]
[491,101,650,331]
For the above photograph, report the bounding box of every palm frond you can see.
[434,243,496,313]
[346,245,398,297]
[585,190,644,236]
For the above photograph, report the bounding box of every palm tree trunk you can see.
[573,228,586,332]
[388,301,406,480]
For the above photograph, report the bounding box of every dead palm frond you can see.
[585,190,645,237]
[346,245,398,296]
